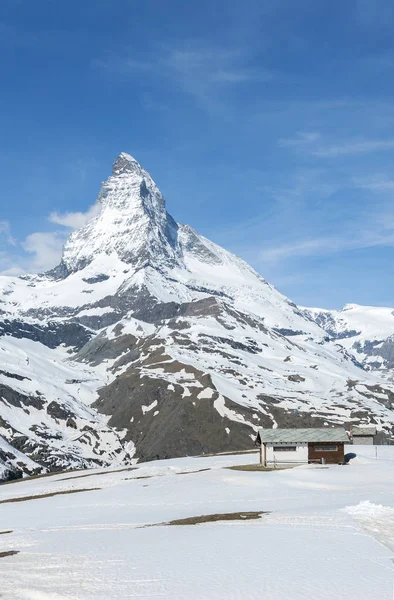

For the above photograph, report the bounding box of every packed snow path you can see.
[0,446,394,599]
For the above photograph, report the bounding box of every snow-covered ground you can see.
[0,445,393,599]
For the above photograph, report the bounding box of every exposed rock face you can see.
[0,434,41,482]
[0,319,92,350]
[0,153,394,476]
[94,368,255,462]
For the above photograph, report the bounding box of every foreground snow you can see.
[0,446,394,599]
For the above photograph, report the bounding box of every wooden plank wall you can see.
[308,442,345,464]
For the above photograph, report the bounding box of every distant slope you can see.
[303,304,394,373]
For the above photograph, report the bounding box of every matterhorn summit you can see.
[62,152,181,274]
[0,152,393,479]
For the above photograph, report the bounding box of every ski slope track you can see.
[0,152,393,477]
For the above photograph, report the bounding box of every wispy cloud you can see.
[0,229,66,276]
[260,238,332,262]
[0,204,99,275]
[278,131,321,149]
[94,41,270,112]
[259,225,394,264]
[313,139,394,157]
[21,232,66,272]
[208,164,394,275]
[352,175,394,192]
[49,203,100,229]
[257,186,394,265]
[279,131,394,158]
[0,220,16,246]
[0,154,104,275]
[164,46,266,85]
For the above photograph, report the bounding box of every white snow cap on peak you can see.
[342,304,360,311]
[119,151,135,161]
[61,151,179,273]
[112,152,143,177]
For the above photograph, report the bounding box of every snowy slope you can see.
[305,304,394,341]
[0,448,393,599]
[0,336,134,477]
[304,304,394,373]
[0,435,41,481]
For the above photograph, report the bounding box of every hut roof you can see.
[352,426,377,436]
[257,428,349,443]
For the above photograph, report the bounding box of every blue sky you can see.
[1,0,394,308]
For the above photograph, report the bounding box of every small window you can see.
[273,446,297,452]
[313,445,338,452]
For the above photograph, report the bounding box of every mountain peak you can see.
[112,152,142,177]
[60,152,181,274]
[342,304,360,312]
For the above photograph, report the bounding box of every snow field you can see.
[0,446,393,599]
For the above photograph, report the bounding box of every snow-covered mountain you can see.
[303,304,394,375]
[0,152,393,478]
